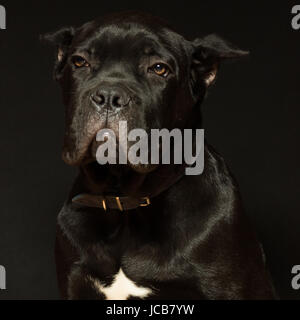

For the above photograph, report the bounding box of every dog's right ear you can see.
[191,34,249,88]
[40,26,75,80]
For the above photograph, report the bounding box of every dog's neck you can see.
[77,162,187,199]
[72,127,203,201]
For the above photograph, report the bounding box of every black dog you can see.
[43,11,276,300]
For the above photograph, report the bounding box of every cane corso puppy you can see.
[43,11,276,300]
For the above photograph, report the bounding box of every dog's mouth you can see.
[62,100,124,166]
[62,123,158,174]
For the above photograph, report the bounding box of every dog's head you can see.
[42,11,248,172]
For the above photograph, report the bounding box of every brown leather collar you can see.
[72,160,190,212]
[72,193,151,212]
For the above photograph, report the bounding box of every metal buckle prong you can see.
[102,199,107,211]
[116,197,123,211]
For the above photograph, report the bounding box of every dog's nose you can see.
[92,88,130,108]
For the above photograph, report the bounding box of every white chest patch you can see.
[92,268,153,300]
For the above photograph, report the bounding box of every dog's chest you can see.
[91,268,153,300]
[64,205,199,299]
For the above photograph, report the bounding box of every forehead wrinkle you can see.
[76,21,175,50]
[79,29,177,62]
[73,23,182,75]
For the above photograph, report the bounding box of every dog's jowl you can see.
[43,11,276,300]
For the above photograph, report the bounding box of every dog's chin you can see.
[63,142,159,174]
[127,162,158,174]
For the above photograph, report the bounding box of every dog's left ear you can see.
[192,34,249,87]
[40,26,76,80]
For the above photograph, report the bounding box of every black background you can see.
[0,0,299,300]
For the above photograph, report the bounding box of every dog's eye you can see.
[72,56,90,68]
[149,63,170,77]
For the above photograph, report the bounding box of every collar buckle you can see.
[140,197,151,207]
